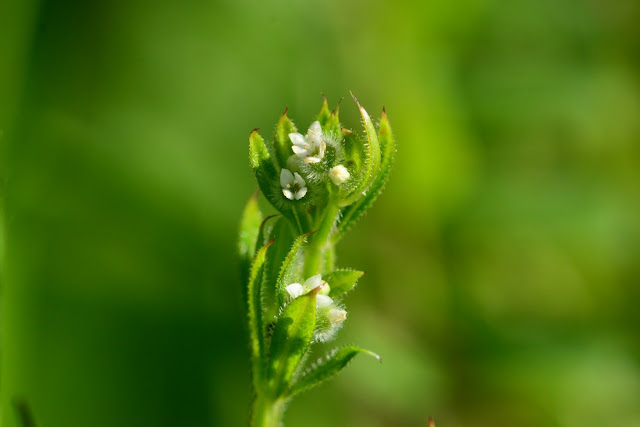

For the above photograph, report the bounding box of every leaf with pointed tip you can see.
[335,110,396,241]
[325,269,365,298]
[267,290,319,396]
[238,191,263,292]
[276,232,312,308]
[249,130,281,212]
[247,240,273,391]
[340,95,381,206]
[274,109,297,169]
[285,346,380,398]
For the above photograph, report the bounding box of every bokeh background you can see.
[1,0,639,426]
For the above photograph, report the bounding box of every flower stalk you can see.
[240,94,395,426]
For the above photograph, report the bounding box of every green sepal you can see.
[247,239,274,391]
[335,109,396,241]
[276,232,313,308]
[340,94,381,206]
[316,95,331,127]
[285,346,380,398]
[238,190,262,289]
[267,287,321,397]
[274,108,297,169]
[249,129,282,212]
[325,269,365,298]
[323,98,342,135]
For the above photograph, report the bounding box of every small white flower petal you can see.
[282,188,294,200]
[291,145,309,157]
[280,168,294,187]
[328,308,347,325]
[309,121,322,135]
[316,294,333,309]
[293,172,306,187]
[304,274,323,290]
[289,132,307,147]
[294,186,307,200]
[285,283,304,299]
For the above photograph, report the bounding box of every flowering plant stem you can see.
[240,95,395,426]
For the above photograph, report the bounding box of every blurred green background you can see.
[1,0,639,426]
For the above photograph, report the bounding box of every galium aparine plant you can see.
[238,94,396,427]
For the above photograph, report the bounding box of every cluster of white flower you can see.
[280,122,350,200]
[285,274,347,326]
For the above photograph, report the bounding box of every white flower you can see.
[289,121,326,164]
[285,283,304,299]
[329,164,350,185]
[316,294,333,309]
[328,308,347,325]
[280,168,307,200]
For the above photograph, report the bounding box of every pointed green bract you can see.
[238,191,263,288]
[267,291,318,397]
[325,269,365,298]
[285,346,380,398]
[340,94,382,206]
[248,240,274,391]
[335,110,396,241]
[274,109,297,169]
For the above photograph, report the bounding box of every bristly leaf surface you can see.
[285,346,380,398]
[247,240,273,391]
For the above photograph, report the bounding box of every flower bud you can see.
[329,164,350,185]
[328,308,347,325]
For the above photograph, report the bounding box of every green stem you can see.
[303,202,339,277]
[250,395,286,427]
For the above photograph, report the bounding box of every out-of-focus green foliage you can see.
[1,0,639,426]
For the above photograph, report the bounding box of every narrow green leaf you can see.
[325,269,365,298]
[261,218,295,319]
[335,109,396,241]
[249,129,280,210]
[285,346,380,398]
[276,232,313,308]
[340,94,382,206]
[248,239,274,391]
[274,108,297,169]
[267,288,320,397]
[238,190,263,292]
